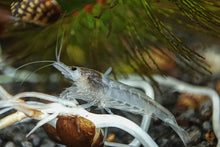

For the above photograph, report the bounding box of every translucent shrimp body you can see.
[53,61,190,146]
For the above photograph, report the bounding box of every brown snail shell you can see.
[43,116,104,147]
[10,0,61,26]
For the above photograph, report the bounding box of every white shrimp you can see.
[52,61,190,146]
[16,33,189,145]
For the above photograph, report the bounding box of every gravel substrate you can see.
[0,80,218,147]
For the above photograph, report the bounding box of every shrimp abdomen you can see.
[102,78,190,145]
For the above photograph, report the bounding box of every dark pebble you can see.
[0,127,14,139]
[13,133,26,144]
[196,140,216,147]
[157,138,169,146]
[21,141,33,147]
[40,139,55,147]
[28,134,41,146]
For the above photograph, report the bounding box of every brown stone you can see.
[176,93,210,110]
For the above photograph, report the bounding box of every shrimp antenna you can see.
[55,32,60,62]
[15,60,55,72]
[104,67,112,76]
[20,63,54,84]
[55,11,66,62]
[56,30,65,62]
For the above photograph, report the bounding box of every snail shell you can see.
[10,0,61,26]
[43,116,104,147]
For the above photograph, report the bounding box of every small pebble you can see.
[157,138,169,146]
[28,134,41,146]
[177,109,201,126]
[0,127,13,139]
[189,126,202,144]
[4,141,15,147]
[13,133,26,143]
[21,141,33,147]
[40,139,55,147]
[202,121,211,131]
[196,140,216,147]
[178,109,200,125]
[179,109,195,119]
[199,102,212,121]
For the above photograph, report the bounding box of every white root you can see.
[90,114,157,147]
[26,112,59,137]
[0,111,27,129]
[12,92,77,107]
[104,142,136,147]
[0,86,158,147]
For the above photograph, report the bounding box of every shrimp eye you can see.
[71,67,77,71]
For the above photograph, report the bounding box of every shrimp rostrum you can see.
[53,61,190,146]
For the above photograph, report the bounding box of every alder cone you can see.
[10,0,61,26]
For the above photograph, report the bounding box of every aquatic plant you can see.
[0,0,219,79]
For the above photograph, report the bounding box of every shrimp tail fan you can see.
[154,108,190,146]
